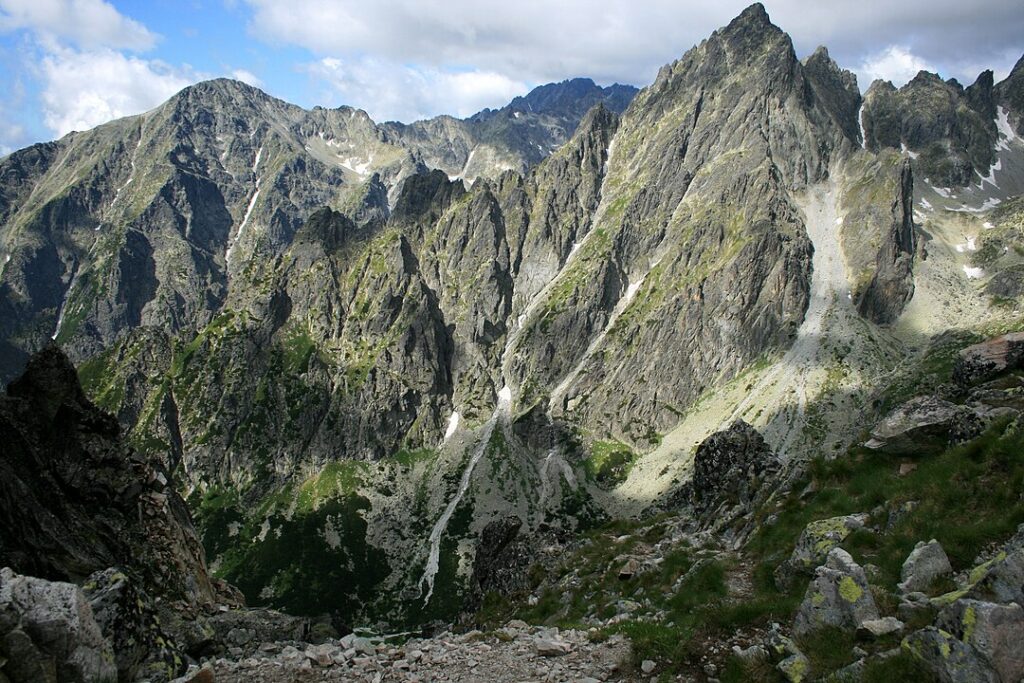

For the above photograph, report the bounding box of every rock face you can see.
[855,158,916,325]
[861,70,999,187]
[0,567,118,683]
[794,548,879,637]
[0,345,218,607]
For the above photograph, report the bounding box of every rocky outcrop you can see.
[953,332,1024,388]
[903,627,1000,682]
[936,600,1024,682]
[855,158,916,325]
[794,548,879,637]
[995,55,1024,135]
[466,517,534,610]
[864,396,981,454]
[691,421,780,507]
[0,346,218,607]
[0,567,118,683]
[861,70,999,187]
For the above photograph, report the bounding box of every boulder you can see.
[953,332,1024,388]
[902,627,998,682]
[0,567,117,683]
[898,540,953,594]
[778,650,811,682]
[84,567,185,682]
[856,616,905,640]
[786,514,870,575]
[937,599,1024,682]
[794,549,880,637]
[963,548,1024,607]
[534,636,572,657]
[864,396,980,454]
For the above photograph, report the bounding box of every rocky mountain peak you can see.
[717,2,792,60]
[6,343,93,423]
[803,43,862,145]
[965,69,997,121]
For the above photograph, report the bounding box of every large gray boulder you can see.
[794,548,880,637]
[865,396,981,454]
[902,627,998,682]
[937,599,1024,683]
[899,539,953,594]
[786,514,870,574]
[84,568,184,683]
[953,332,1024,388]
[0,567,117,683]
[962,548,1024,607]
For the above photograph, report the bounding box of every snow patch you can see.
[443,411,461,442]
[900,143,919,159]
[919,197,933,211]
[252,145,263,172]
[227,185,261,262]
[996,106,1017,151]
[963,265,985,279]
[949,197,1002,214]
[857,104,867,149]
[955,235,978,253]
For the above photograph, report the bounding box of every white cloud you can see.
[0,119,24,155]
[0,0,156,50]
[231,68,263,87]
[242,0,1024,95]
[856,45,936,89]
[306,57,528,123]
[40,46,198,136]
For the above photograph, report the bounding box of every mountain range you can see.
[2,4,1024,681]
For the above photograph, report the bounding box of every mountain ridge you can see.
[1,0,1024,645]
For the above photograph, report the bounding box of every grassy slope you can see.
[471,355,1024,681]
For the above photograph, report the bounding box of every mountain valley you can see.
[2,3,1024,681]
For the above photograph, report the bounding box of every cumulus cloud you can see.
[243,0,1024,95]
[306,57,528,122]
[230,68,263,87]
[856,46,936,89]
[0,0,155,50]
[40,46,197,136]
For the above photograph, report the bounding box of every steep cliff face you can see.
[0,346,218,608]
[507,3,859,444]
[861,70,999,187]
[855,159,917,324]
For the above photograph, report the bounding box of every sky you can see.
[0,0,1022,155]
